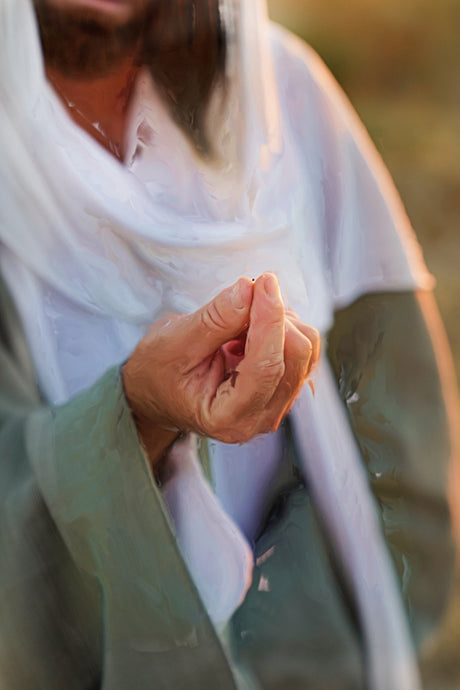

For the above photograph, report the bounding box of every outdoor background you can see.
[267,0,460,687]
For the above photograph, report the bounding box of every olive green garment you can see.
[0,272,456,689]
[0,275,239,690]
[227,291,457,689]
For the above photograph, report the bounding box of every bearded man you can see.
[0,1,457,689]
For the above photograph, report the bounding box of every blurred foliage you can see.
[268,0,460,382]
[268,2,460,688]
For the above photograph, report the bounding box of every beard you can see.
[33,0,153,79]
[34,0,226,154]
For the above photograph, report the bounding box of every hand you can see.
[122,273,320,470]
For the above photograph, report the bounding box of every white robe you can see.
[0,0,432,687]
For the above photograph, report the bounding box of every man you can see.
[0,0,457,688]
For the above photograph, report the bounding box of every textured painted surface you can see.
[0,0,457,687]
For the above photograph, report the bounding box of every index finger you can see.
[164,277,254,368]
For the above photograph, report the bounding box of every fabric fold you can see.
[0,0,432,686]
[162,434,254,631]
[291,356,421,690]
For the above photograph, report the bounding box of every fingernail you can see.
[264,274,280,301]
[230,279,251,309]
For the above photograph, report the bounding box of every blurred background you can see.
[267,0,460,687]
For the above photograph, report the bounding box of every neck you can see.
[46,58,140,161]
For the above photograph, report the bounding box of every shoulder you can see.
[267,24,434,303]
[268,22,363,137]
[266,22,379,192]
[269,23,336,93]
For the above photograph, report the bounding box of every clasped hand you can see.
[123,273,320,471]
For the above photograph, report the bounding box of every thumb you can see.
[181,277,254,364]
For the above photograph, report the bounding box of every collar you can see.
[123,68,157,167]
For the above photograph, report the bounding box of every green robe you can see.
[0,273,455,689]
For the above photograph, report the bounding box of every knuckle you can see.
[257,356,285,379]
[201,301,228,331]
[198,395,226,438]
[285,308,300,320]
[301,337,313,360]
[289,340,313,376]
[214,426,247,444]
[254,414,276,436]
[238,422,258,444]
[279,379,294,399]
[218,416,259,444]
[252,390,271,411]
[195,406,210,437]
[289,329,312,357]
[311,326,320,341]
[234,429,252,444]
[309,328,321,358]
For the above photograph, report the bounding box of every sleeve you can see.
[270,23,458,672]
[326,289,458,652]
[0,280,237,690]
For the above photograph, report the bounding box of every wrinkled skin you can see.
[122,273,320,471]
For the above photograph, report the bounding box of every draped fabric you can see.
[0,0,434,687]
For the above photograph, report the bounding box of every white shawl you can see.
[0,0,433,687]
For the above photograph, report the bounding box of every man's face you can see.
[34,0,153,78]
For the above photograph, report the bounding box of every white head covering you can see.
[0,0,429,687]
